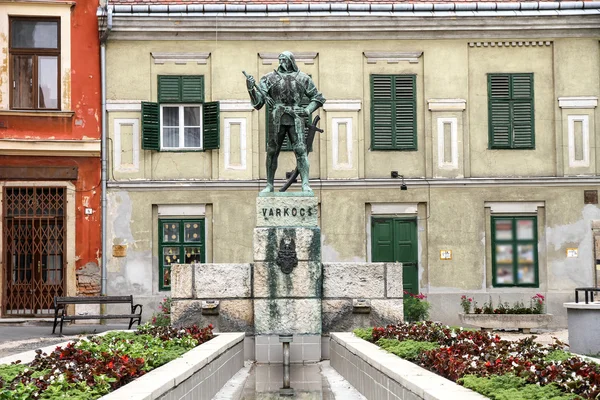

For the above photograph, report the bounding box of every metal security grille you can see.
[2,187,66,316]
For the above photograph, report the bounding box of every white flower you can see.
[470,361,477,368]
[512,361,519,367]
[530,365,536,372]
[451,332,457,338]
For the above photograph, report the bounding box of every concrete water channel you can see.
[214,361,366,400]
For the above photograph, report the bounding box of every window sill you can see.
[0,110,75,118]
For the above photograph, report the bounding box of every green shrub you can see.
[403,292,431,323]
[376,338,439,361]
[353,327,373,341]
[459,374,582,400]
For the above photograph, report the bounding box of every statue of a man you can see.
[245,51,325,193]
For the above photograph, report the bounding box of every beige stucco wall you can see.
[105,33,599,328]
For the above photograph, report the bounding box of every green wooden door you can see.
[372,217,418,294]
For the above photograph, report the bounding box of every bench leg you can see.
[60,318,64,336]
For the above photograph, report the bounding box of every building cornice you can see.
[104,7,600,41]
[107,176,600,190]
[0,139,101,157]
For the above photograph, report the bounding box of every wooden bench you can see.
[53,295,143,335]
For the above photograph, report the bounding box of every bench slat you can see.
[63,314,140,320]
[55,296,134,305]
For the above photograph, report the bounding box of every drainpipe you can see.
[99,4,112,297]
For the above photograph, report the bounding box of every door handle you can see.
[38,261,41,274]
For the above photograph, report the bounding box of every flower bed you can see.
[459,294,552,333]
[356,322,598,399]
[0,324,214,399]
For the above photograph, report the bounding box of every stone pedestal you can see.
[253,193,322,363]
[564,302,600,355]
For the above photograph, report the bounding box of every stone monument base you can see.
[254,194,321,363]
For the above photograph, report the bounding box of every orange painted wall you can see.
[1,0,102,284]
[0,156,101,271]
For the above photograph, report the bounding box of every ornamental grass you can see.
[0,324,213,399]
[357,321,596,400]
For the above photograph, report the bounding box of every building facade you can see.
[102,1,600,328]
[0,0,102,316]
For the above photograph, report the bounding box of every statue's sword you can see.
[279,115,324,192]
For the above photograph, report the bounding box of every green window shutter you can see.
[489,102,511,148]
[394,75,416,150]
[371,75,394,150]
[141,101,160,150]
[511,74,534,148]
[181,76,204,103]
[202,101,220,150]
[488,73,534,149]
[371,218,394,262]
[371,75,416,150]
[158,76,181,103]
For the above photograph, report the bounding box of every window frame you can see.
[487,73,535,150]
[491,215,539,287]
[370,74,417,151]
[159,104,204,151]
[9,16,61,111]
[158,218,205,291]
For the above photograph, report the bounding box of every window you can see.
[159,219,205,291]
[141,75,220,151]
[9,17,60,110]
[370,75,416,150]
[488,73,535,149]
[491,216,538,287]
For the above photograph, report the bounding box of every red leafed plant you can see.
[366,321,600,399]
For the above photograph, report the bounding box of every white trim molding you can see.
[485,201,544,214]
[469,41,552,47]
[567,115,590,168]
[259,52,318,65]
[113,119,140,173]
[151,52,210,65]
[371,203,418,215]
[363,51,423,64]
[332,117,353,170]
[223,118,247,171]
[437,117,459,170]
[0,139,100,157]
[106,100,143,112]
[219,100,254,112]
[428,99,466,111]
[558,97,598,109]
[322,100,361,112]
[157,204,206,216]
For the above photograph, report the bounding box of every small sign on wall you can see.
[113,245,127,258]
[440,250,452,260]
[566,248,578,258]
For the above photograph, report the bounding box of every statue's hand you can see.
[246,75,255,90]
[294,106,308,117]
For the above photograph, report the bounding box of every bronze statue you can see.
[245,51,325,193]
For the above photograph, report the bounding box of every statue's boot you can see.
[302,183,313,194]
[261,183,274,193]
